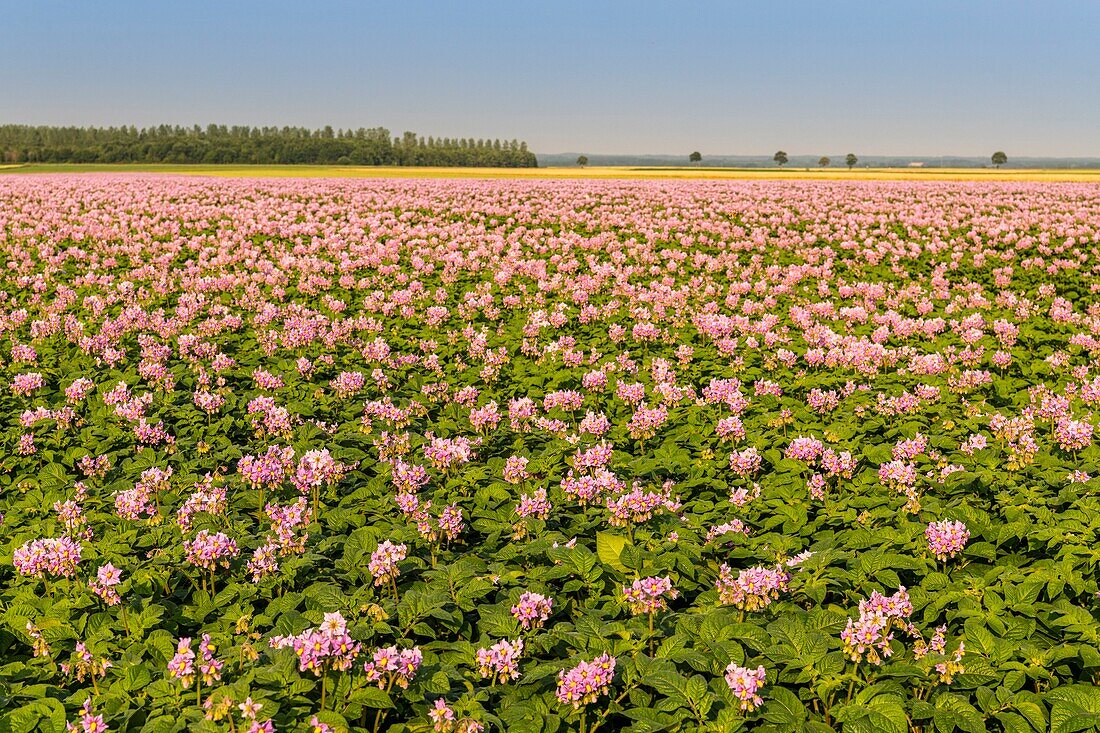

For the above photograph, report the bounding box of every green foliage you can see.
[0,177,1098,732]
[0,124,538,167]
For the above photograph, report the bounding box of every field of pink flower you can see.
[1,175,1099,733]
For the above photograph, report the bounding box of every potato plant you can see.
[1,177,1099,733]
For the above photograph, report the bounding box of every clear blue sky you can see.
[3,0,1098,157]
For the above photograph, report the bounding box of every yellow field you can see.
[2,163,1100,182]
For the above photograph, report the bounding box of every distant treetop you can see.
[992,151,1007,168]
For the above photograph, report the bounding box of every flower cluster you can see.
[183,530,240,570]
[54,499,92,540]
[362,645,423,689]
[177,475,228,531]
[724,664,767,711]
[503,455,530,484]
[627,403,668,440]
[716,564,790,611]
[239,446,295,488]
[705,519,749,543]
[292,448,347,494]
[62,642,112,683]
[556,653,616,708]
[168,637,199,688]
[330,370,366,397]
[391,458,430,492]
[840,587,914,665]
[511,592,553,629]
[515,488,552,521]
[369,540,407,586]
[78,454,111,479]
[429,700,485,733]
[66,377,96,403]
[475,638,524,683]
[729,447,762,477]
[622,576,678,615]
[26,622,50,657]
[11,371,45,396]
[934,641,967,684]
[925,519,970,561]
[270,612,361,674]
[88,563,123,605]
[606,481,680,526]
[423,433,477,471]
[66,699,108,733]
[561,467,624,505]
[113,466,173,521]
[13,536,83,578]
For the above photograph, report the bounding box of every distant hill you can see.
[540,153,1100,169]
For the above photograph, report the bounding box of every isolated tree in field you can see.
[819,156,830,167]
[577,155,588,167]
[689,151,702,163]
[992,151,1007,168]
[846,153,858,169]
[773,150,788,167]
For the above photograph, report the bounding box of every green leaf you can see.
[37,463,69,492]
[934,694,987,733]
[840,694,909,733]
[597,532,631,573]
[994,712,1035,733]
[761,686,807,728]
[350,687,393,709]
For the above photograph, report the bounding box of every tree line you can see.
[0,125,538,167]
[679,151,1009,169]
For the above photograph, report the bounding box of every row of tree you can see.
[682,151,863,168]
[575,151,865,169]
[773,151,1008,169]
[773,151,860,168]
[677,151,1010,169]
[0,125,538,167]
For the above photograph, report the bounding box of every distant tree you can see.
[818,156,830,167]
[689,151,702,163]
[773,150,788,167]
[992,151,1007,168]
[0,124,538,167]
[846,153,858,170]
[577,155,588,167]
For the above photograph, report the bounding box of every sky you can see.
[3,0,1099,157]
